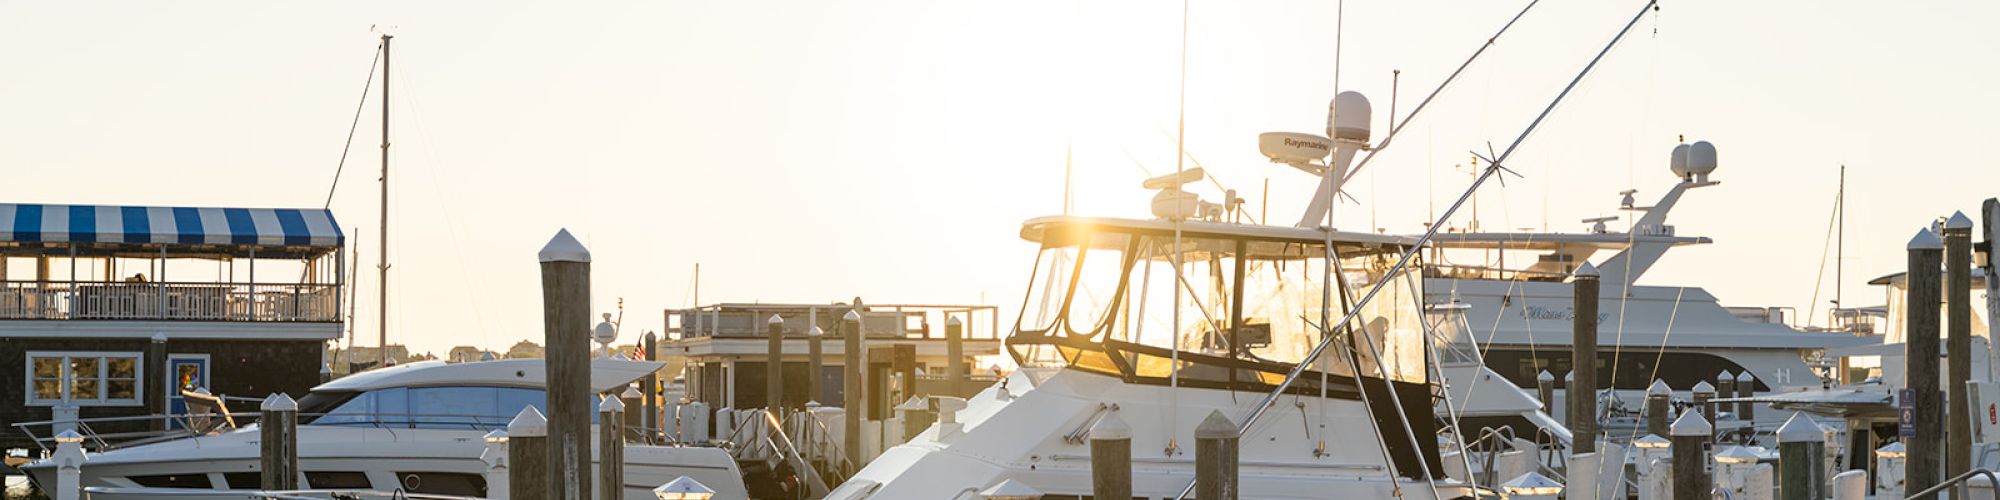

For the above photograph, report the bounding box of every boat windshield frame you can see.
[1005,218,1432,397]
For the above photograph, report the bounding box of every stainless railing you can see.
[0,280,339,322]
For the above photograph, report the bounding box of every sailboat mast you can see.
[377,33,392,367]
[1836,165,1844,311]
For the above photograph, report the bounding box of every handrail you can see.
[1902,468,2000,500]
[1062,403,1115,444]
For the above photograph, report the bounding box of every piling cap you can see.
[1909,227,1944,251]
[1090,412,1132,440]
[843,310,862,322]
[1670,409,1713,436]
[151,332,168,343]
[768,314,784,325]
[1195,410,1239,439]
[507,406,548,437]
[537,228,591,263]
[1948,211,1975,230]
[1714,445,1763,464]
[53,430,84,444]
[1564,372,1574,382]
[1498,471,1565,494]
[1647,379,1672,396]
[1692,380,1715,394]
[1572,261,1599,278]
[1633,434,1671,448]
[1537,370,1554,382]
[895,395,929,412]
[1777,412,1824,443]
[1736,371,1754,382]
[622,385,643,399]
[654,476,717,496]
[482,430,509,443]
[599,394,626,413]
[1717,370,1733,380]
[1875,441,1907,458]
[808,326,824,336]
[261,393,298,412]
[947,316,963,327]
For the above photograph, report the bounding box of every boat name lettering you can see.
[1521,305,1607,324]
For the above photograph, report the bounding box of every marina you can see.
[4,1,2000,499]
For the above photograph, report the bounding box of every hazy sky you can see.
[3,1,1995,355]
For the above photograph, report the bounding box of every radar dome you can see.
[1685,141,1717,181]
[1669,143,1691,179]
[1258,132,1331,166]
[1328,91,1372,143]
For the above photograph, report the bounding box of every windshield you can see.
[1010,223,1427,384]
[304,386,590,429]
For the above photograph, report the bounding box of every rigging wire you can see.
[1803,182,1843,328]
[322,43,385,209]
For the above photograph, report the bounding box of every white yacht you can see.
[1420,144,1877,433]
[20,358,750,500]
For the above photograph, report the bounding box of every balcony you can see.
[0,281,340,322]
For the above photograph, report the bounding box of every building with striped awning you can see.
[0,202,346,451]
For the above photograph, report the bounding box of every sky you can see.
[2,1,1996,355]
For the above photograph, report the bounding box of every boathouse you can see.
[0,203,345,451]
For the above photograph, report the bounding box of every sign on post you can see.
[1900,388,1917,438]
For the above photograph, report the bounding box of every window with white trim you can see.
[26,352,142,406]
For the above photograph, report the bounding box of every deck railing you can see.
[0,280,340,322]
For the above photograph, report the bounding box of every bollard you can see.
[1570,262,1600,454]
[1735,371,1755,421]
[1536,370,1555,411]
[509,407,550,499]
[52,430,84,500]
[1691,381,1716,431]
[540,229,593,500]
[767,314,785,412]
[1778,412,1824,500]
[260,393,299,490]
[1089,412,1132,500]
[946,315,966,396]
[599,396,626,500]
[1195,410,1239,500]
[1831,469,1867,500]
[1670,410,1711,500]
[1947,211,1975,482]
[1647,379,1672,437]
[843,306,866,469]
[807,326,825,406]
[1908,227,1945,499]
[482,430,510,499]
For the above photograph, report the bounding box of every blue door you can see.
[165,355,210,430]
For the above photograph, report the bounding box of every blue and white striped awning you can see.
[0,203,344,247]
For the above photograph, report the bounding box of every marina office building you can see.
[0,203,345,452]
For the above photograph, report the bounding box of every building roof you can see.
[0,203,342,249]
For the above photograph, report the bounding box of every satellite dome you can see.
[1669,143,1691,180]
[1328,91,1372,143]
[1685,141,1717,181]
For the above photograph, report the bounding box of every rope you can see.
[321,43,384,209]
[1804,187,1842,328]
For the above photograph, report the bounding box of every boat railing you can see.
[0,280,340,322]
[83,486,484,499]
[1423,264,1572,282]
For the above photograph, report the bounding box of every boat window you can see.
[128,473,213,489]
[396,471,487,497]
[223,472,260,489]
[1009,222,1428,385]
[309,386,569,428]
[306,471,373,489]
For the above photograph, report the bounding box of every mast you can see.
[1836,165,1844,311]
[377,33,392,367]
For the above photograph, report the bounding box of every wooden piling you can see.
[1089,412,1132,500]
[843,304,866,468]
[539,229,593,500]
[1779,412,1825,500]
[1716,371,1736,419]
[1647,379,1672,437]
[768,314,786,411]
[1196,410,1239,500]
[508,407,549,499]
[599,396,626,500]
[643,330,659,440]
[808,326,824,405]
[1670,410,1712,500]
[1537,370,1555,411]
[146,333,167,432]
[1946,211,1974,479]
[1735,371,1755,421]
[1691,381,1716,430]
[1908,227,1944,499]
[259,393,299,491]
[946,315,966,396]
[1570,262,1600,454]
